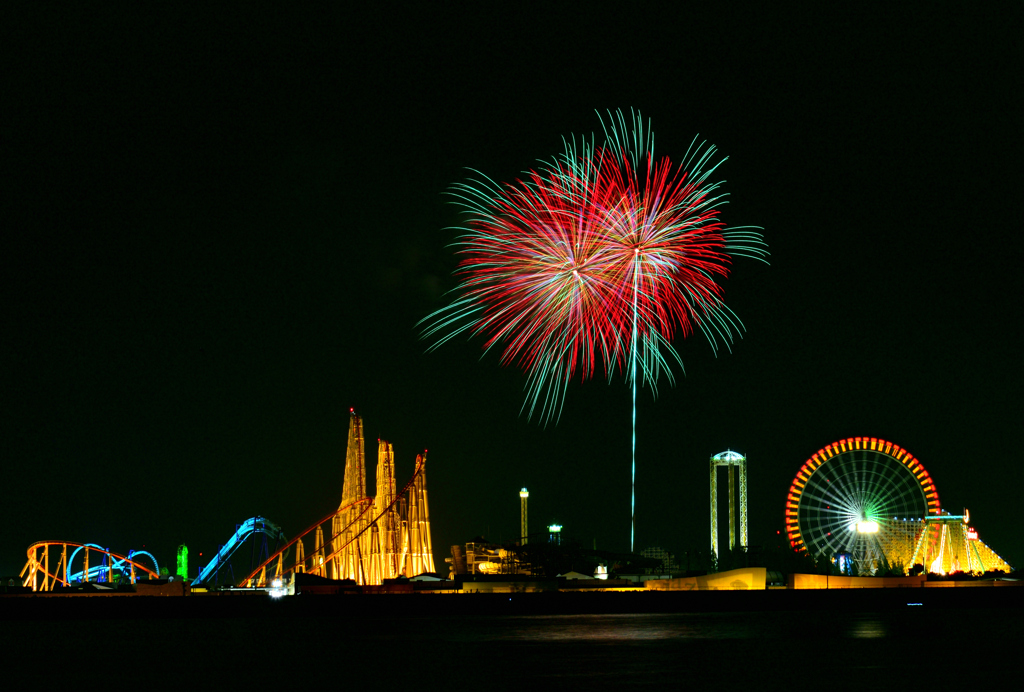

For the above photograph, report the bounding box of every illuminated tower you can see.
[227,411,435,589]
[710,451,748,559]
[520,488,529,544]
[329,411,435,584]
[176,544,188,580]
[369,440,400,583]
[332,409,368,581]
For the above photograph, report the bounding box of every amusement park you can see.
[11,411,1016,598]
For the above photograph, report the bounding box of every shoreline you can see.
[3,585,1021,621]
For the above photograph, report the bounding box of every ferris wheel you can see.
[785,437,941,574]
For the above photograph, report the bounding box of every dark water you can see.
[3,600,1020,688]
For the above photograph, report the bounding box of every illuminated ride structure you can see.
[176,544,188,580]
[785,437,1013,575]
[192,516,287,586]
[22,542,161,591]
[909,511,1010,575]
[710,451,747,558]
[520,488,529,545]
[240,410,435,587]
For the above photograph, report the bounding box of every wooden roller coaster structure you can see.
[241,410,435,587]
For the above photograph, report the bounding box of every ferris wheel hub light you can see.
[786,438,938,569]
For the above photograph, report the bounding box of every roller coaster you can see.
[192,516,287,586]
[21,541,161,591]
[240,410,434,587]
[20,411,434,592]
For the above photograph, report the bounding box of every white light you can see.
[856,521,879,533]
[712,451,745,462]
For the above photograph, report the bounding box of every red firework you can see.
[422,111,767,423]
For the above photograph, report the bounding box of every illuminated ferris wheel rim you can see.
[784,437,941,555]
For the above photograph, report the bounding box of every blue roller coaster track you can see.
[193,516,287,586]
[66,544,161,584]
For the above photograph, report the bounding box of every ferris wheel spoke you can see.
[787,438,938,574]
[800,483,859,516]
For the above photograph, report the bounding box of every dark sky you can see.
[4,6,1022,577]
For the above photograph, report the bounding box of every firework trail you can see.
[421,110,768,549]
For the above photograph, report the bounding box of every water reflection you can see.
[488,613,761,642]
[445,611,904,644]
[848,616,887,638]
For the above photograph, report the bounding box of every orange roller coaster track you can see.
[241,410,434,587]
[21,541,161,592]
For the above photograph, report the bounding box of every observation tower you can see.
[710,451,748,559]
[520,488,529,545]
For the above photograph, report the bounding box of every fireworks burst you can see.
[421,110,767,550]
[422,110,768,423]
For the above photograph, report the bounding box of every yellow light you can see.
[856,521,879,533]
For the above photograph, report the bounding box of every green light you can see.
[176,544,189,580]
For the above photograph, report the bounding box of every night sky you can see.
[4,7,1022,578]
